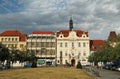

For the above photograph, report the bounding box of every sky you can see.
[0,0,120,40]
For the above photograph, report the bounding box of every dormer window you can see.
[82,35,86,38]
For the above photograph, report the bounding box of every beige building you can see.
[0,30,26,51]
[0,19,90,66]
[56,18,90,66]
[27,31,56,65]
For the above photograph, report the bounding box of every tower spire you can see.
[69,17,73,31]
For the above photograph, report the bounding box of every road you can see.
[98,69,120,79]
[84,66,120,79]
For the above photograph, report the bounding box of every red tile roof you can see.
[90,40,104,51]
[57,30,88,37]
[0,30,26,41]
[32,31,54,34]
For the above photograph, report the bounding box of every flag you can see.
[78,53,80,59]
[69,54,71,59]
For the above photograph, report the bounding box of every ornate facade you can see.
[56,18,90,66]
[0,18,91,66]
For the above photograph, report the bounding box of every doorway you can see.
[71,58,75,67]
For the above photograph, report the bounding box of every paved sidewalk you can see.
[97,69,120,79]
[83,66,120,79]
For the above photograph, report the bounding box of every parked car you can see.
[110,64,118,70]
[103,64,112,70]
[103,64,119,70]
[0,64,5,70]
[24,63,32,67]
[116,66,120,71]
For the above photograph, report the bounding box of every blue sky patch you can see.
[0,0,25,14]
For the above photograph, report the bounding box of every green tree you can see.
[88,41,115,65]
[0,43,10,68]
[76,61,82,69]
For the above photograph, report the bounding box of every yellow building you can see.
[0,30,26,51]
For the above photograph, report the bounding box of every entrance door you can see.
[71,58,75,67]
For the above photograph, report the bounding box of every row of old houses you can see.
[0,18,115,66]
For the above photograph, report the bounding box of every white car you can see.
[116,66,120,71]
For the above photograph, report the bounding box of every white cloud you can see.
[0,0,120,39]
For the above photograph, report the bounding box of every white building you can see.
[56,18,90,66]
[27,32,56,66]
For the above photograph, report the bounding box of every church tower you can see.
[69,17,73,31]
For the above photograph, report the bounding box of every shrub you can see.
[76,61,82,69]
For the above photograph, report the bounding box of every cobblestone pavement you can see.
[83,66,120,79]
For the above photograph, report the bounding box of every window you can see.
[11,44,14,48]
[15,44,17,48]
[20,44,24,48]
[12,38,14,41]
[83,42,86,47]
[78,42,81,47]
[65,53,67,56]
[8,44,10,47]
[5,38,7,41]
[60,51,62,57]
[83,53,86,56]
[65,42,67,47]
[58,60,59,63]
[72,42,74,47]
[60,42,62,47]
[15,38,18,41]
[1,38,4,41]
[8,38,10,41]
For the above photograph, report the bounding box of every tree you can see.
[0,43,11,69]
[88,41,115,65]
[113,43,120,60]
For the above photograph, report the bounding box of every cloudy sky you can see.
[0,0,120,39]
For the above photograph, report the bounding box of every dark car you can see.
[110,64,118,70]
[103,64,112,70]
[103,64,118,70]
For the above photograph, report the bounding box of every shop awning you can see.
[37,59,45,64]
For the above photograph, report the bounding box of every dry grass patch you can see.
[0,67,93,79]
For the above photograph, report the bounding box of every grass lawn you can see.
[0,67,94,79]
